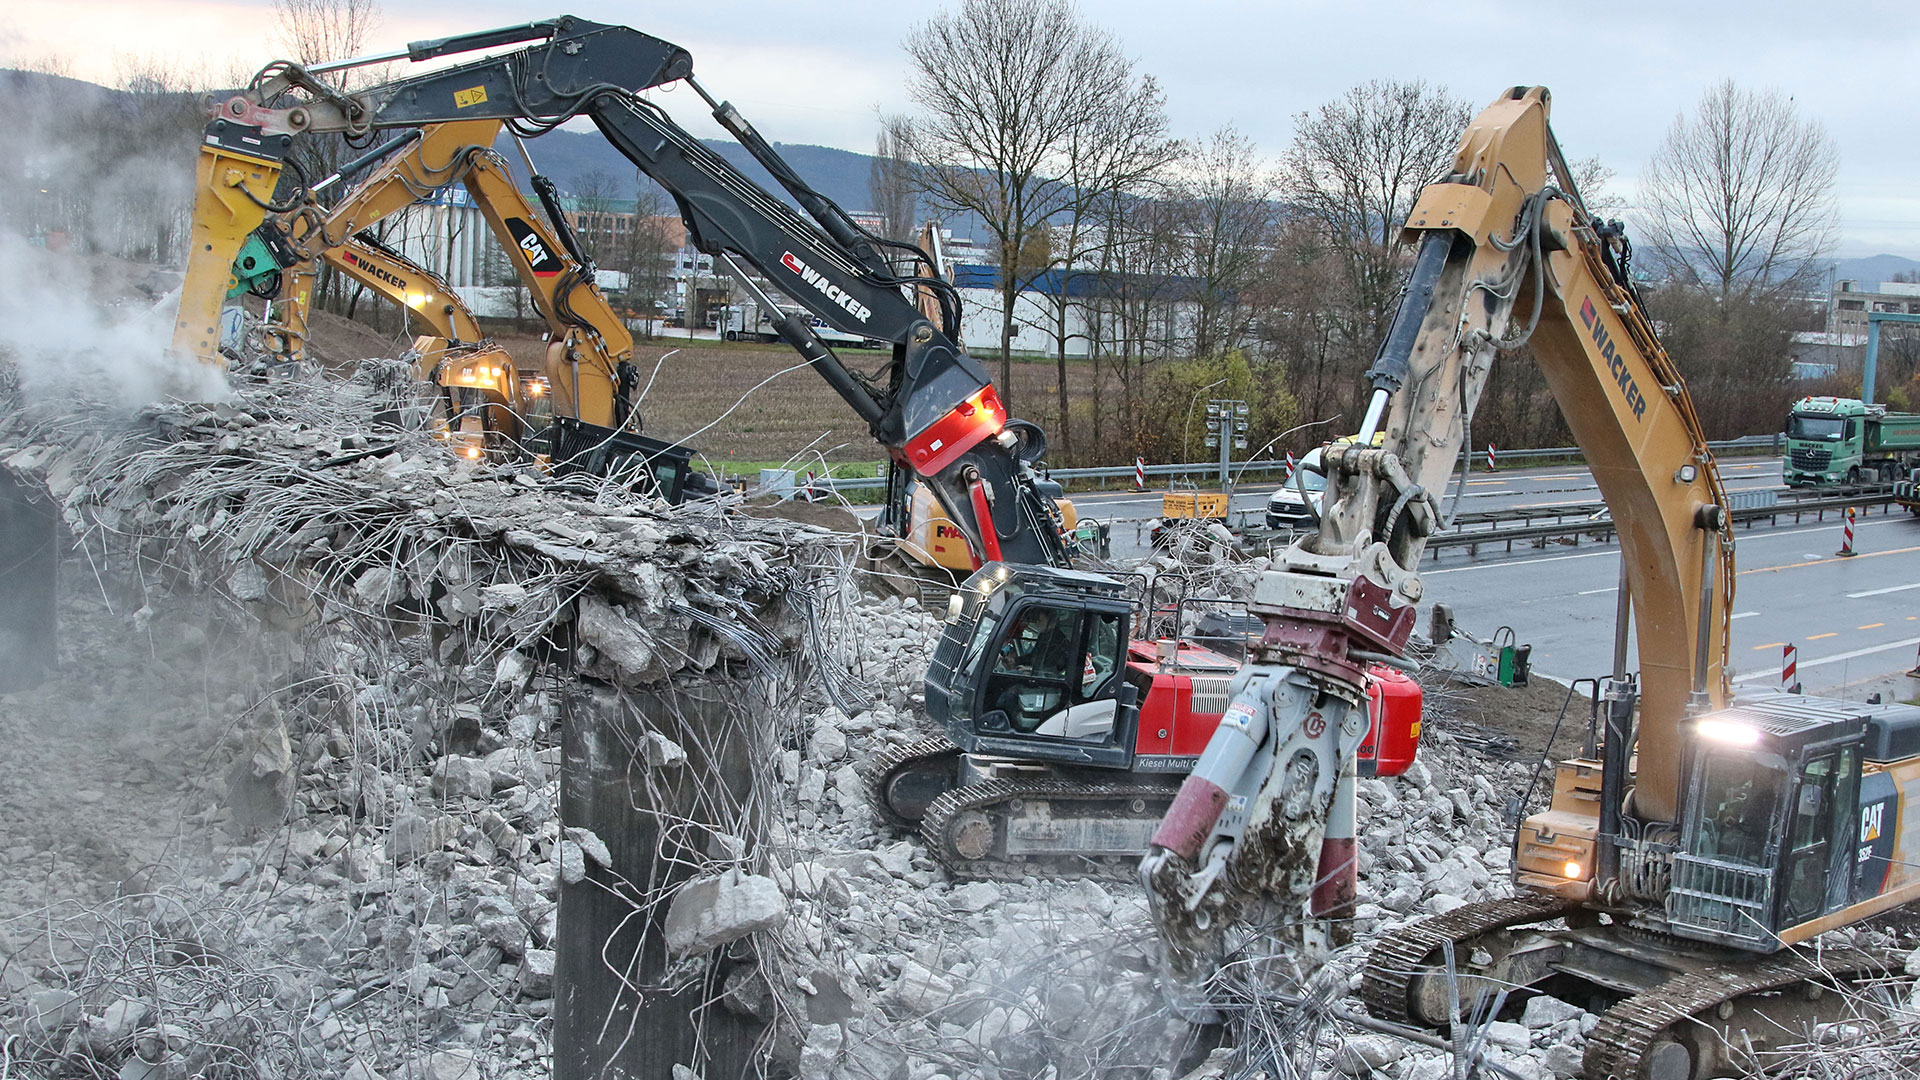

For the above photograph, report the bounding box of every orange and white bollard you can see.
[1133,457,1148,491]
[1487,443,1497,471]
[1837,506,1857,557]
[1783,643,1799,692]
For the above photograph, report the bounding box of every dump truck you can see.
[1783,396,1920,486]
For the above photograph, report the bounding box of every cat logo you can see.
[504,218,562,277]
[1862,802,1885,843]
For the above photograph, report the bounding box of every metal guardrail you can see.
[808,433,1785,493]
[1421,485,1896,558]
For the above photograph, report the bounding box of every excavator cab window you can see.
[978,601,1128,738]
[1690,751,1785,869]
[1781,747,1856,925]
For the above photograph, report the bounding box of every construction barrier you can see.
[1782,643,1797,689]
[1133,457,1147,491]
[1487,443,1497,471]
[1837,506,1857,557]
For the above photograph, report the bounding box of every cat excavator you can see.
[1119,86,1920,1079]
[186,117,712,495]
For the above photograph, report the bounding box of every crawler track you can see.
[919,777,1177,879]
[1580,943,1896,1080]
[865,734,962,829]
[1358,893,1575,1026]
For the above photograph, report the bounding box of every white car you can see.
[1265,447,1327,530]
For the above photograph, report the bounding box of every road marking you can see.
[1809,632,1838,640]
[1753,642,1785,650]
[1425,548,1619,574]
[1731,611,1760,620]
[1860,623,1886,630]
[1577,586,1618,595]
[1733,636,1920,683]
[1847,582,1920,598]
[1740,544,1920,576]
[1465,479,1507,487]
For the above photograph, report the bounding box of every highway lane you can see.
[1070,456,1785,525]
[1081,456,1786,559]
[1421,509,1920,697]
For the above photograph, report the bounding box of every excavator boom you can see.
[200,15,1063,568]
[1140,86,1736,988]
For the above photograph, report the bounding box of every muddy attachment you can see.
[0,469,56,692]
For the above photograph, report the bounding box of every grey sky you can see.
[7,0,1916,258]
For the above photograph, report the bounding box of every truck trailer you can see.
[1783,396,1920,486]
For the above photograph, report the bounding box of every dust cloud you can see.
[0,231,228,408]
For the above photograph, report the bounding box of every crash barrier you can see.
[1417,485,1897,560]
[808,433,1785,492]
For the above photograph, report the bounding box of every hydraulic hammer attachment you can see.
[173,120,291,365]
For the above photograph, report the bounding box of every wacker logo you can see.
[780,251,872,323]
[343,251,408,292]
[1579,297,1648,422]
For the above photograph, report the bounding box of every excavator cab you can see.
[1664,695,1887,950]
[925,564,1141,770]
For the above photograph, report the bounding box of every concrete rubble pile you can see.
[8,367,1909,1080]
[0,366,854,1079]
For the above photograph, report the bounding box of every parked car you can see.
[1265,447,1327,530]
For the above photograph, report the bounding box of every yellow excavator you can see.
[1115,86,1920,1078]
[178,117,707,497]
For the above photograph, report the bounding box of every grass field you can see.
[493,332,1085,467]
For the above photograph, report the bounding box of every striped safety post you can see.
[1133,457,1148,491]
[1487,443,1497,471]
[1836,506,1857,557]
[1782,643,1798,692]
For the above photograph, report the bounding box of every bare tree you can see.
[1176,127,1276,361]
[274,0,381,67]
[272,0,385,316]
[1278,79,1472,425]
[627,181,677,340]
[1639,80,1839,303]
[900,0,1174,416]
[868,115,917,243]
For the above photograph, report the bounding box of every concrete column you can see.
[0,469,56,692]
[554,677,764,1079]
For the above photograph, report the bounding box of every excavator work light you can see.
[1696,718,1760,746]
[1563,860,1584,879]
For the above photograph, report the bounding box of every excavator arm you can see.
[205,117,641,435]
[204,15,1064,567]
[1141,87,1734,986]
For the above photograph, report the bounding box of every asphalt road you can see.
[1422,507,1920,697]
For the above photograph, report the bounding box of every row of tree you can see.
[873,0,1843,465]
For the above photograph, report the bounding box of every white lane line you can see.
[1426,548,1619,574]
[1577,586,1617,595]
[1847,582,1920,599]
[1731,636,1920,683]
[1730,611,1760,620]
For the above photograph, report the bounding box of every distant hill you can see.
[506,127,885,216]
[1830,254,1920,289]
